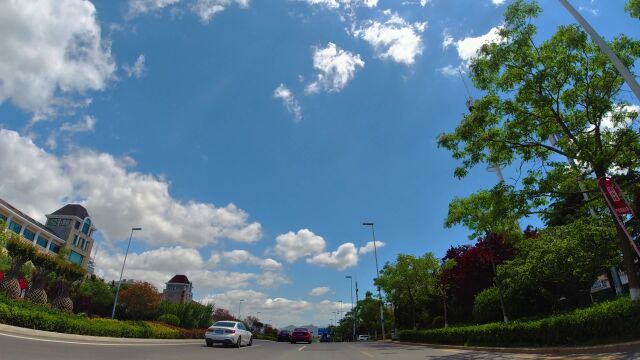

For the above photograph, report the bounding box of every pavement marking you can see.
[0,332,201,347]
[357,349,375,358]
[298,345,306,351]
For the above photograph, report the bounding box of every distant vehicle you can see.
[205,321,253,348]
[277,330,291,342]
[357,335,369,341]
[290,328,313,344]
[319,334,330,342]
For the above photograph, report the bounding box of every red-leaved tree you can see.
[119,281,161,320]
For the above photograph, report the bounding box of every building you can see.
[0,198,96,269]
[162,275,193,302]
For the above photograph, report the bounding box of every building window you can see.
[60,219,70,226]
[69,251,84,265]
[73,235,80,247]
[81,218,91,235]
[36,236,48,248]
[22,228,35,241]
[8,221,22,234]
[82,239,88,251]
[49,243,61,254]
[47,218,59,226]
[74,221,80,230]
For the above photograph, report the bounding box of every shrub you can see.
[399,297,640,347]
[157,300,213,329]
[473,287,503,324]
[158,314,180,327]
[119,282,161,320]
[0,294,181,339]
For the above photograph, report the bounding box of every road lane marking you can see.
[357,349,374,358]
[0,332,201,346]
[298,345,306,351]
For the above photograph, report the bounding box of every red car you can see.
[290,328,312,344]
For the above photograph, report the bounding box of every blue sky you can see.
[0,0,637,327]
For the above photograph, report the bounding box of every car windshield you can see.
[213,322,236,328]
[279,330,289,334]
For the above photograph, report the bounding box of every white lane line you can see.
[298,345,307,351]
[0,332,201,346]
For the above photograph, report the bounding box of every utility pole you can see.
[363,222,385,340]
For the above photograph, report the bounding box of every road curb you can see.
[393,340,640,354]
[0,323,203,344]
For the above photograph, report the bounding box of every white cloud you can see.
[60,115,97,133]
[0,129,262,247]
[440,26,503,76]
[217,250,283,271]
[305,43,364,94]
[123,55,146,79]
[128,0,180,16]
[353,11,426,65]
[309,286,331,296]
[299,0,378,9]
[306,242,358,270]
[358,240,385,254]
[191,0,250,23]
[273,84,303,122]
[255,271,290,288]
[492,0,506,5]
[444,26,503,63]
[0,0,115,116]
[273,229,326,263]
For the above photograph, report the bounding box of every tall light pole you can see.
[559,0,640,101]
[345,275,355,340]
[362,222,385,340]
[111,227,142,320]
[239,299,244,321]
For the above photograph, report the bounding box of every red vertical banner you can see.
[598,176,640,257]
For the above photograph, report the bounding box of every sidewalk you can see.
[0,323,203,344]
[393,339,640,355]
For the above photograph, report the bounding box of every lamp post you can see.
[345,275,355,340]
[362,222,385,340]
[111,227,142,320]
[239,299,244,321]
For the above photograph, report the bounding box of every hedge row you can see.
[399,297,640,347]
[0,296,181,339]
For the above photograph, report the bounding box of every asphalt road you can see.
[1,330,640,360]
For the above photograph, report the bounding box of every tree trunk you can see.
[611,213,640,300]
[443,294,448,328]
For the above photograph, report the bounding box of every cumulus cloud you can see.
[306,242,358,270]
[299,0,378,9]
[127,0,180,16]
[309,286,331,296]
[0,129,262,247]
[358,240,385,254]
[123,55,146,79]
[191,0,251,23]
[60,115,97,134]
[273,229,326,263]
[217,250,283,271]
[353,11,426,65]
[440,26,503,76]
[273,84,303,122]
[0,0,115,116]
[492,0,506,5]
[305,43,364,94]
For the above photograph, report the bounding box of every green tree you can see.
[73,277,115,317]
[438,0,640,298]
[627,0,640,19]
[498,217,621,315]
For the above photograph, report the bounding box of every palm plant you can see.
[26,266,49,305]
[0,257,24,299]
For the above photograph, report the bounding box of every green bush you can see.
[473,287,503,324]
[399,297,640,347]
[158,314,180,327]
[0,295,181,339]
[157,301,213,329]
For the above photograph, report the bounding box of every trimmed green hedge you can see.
[399,297,640,347]
[0,296,181,339]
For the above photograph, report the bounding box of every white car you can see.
[357,335,369,341]
[205,321,253,348]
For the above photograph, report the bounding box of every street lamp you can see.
[362,222,385,340]
[239,299,245,321]
[111,227,142,320]
[345,275,355,340]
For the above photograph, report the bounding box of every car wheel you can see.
[248,336,253,346]
[290,341,295,344]
[206,340,213,347]
[235,336,242,348]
